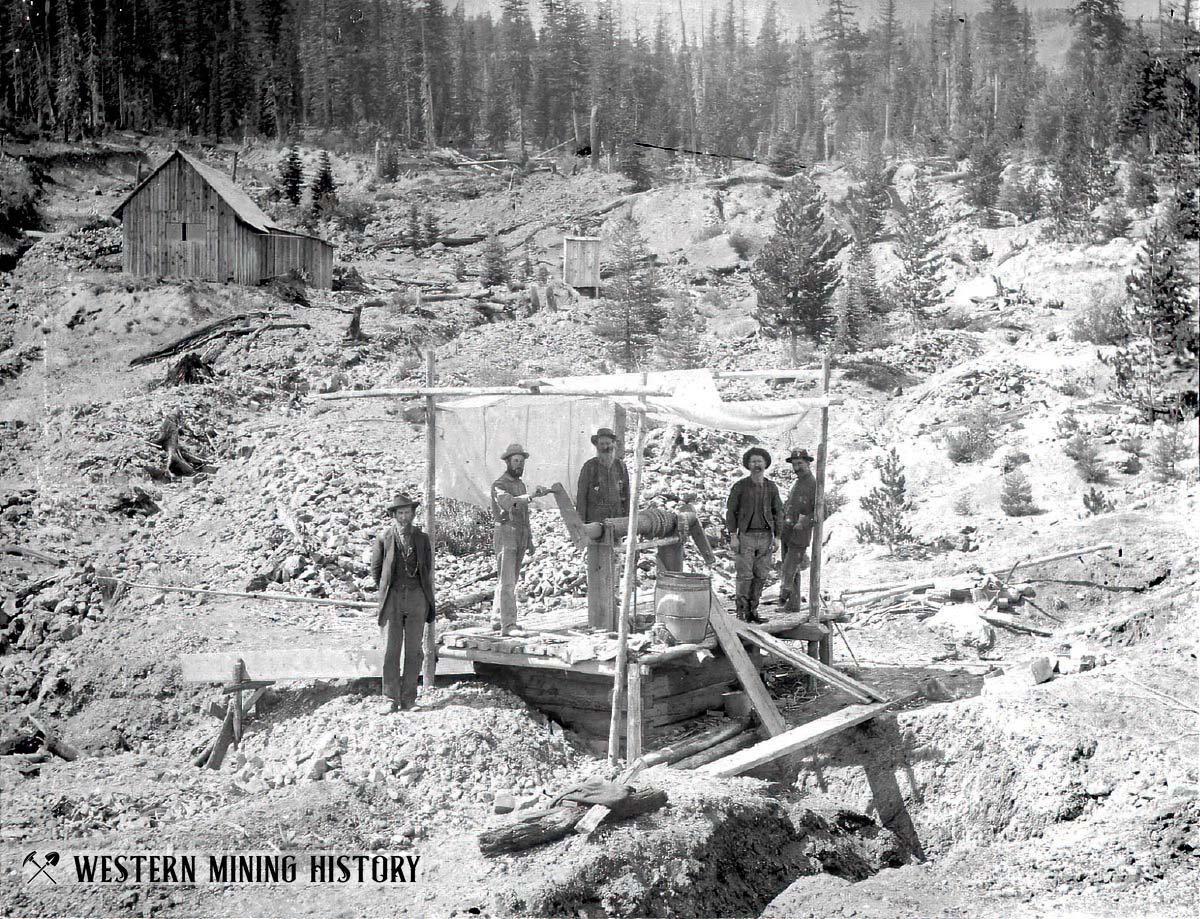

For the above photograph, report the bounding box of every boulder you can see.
[683,235,740,272]
[924,604,996,652]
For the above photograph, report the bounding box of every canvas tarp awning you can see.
[435,394,623,509]
[435,370,823,510]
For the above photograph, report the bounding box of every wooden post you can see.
[607,407,645,765]
[422,350,437,694]
[230,151,239,182]
[808,352,832,668]
[626,662,643,760]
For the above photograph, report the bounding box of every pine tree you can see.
[480,234,510,288]
[278,146,304,206]
[835,238,880,352]
[966,138,1003,216]
[407,204,424,249]
[595,215,667,369]
[1000,469,1037,516]
[890,178,946,323]
[309,150,336,213]
[855,448,913,554]
[845,159,891,243]
[1125,160,1158,214]
[1150,424,1188,481]
[1167,185,1200,241]
[1102,220,1199,420]
[652,294,707,370]
[768,129,803,177]
[422,209,440,246]
[751,175,846,359]
[1096,198,1132,240]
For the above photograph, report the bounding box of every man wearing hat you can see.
[492,444,550,635]
[725,447,785,622]
[576,428,630,526]
[780,448,817,612]
[370,493,436,712]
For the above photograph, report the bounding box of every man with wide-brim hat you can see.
[780,448,817,612]
[492,444,550,636]
[577,428,629,526]
[725,446,784,622]
[370,492,436,711]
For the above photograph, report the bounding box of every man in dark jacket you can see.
[725,447,785,622]
[576,427,630,525]
[780,448,817,612]
[370,493,436,712]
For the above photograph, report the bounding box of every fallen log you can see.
[574,720,747,836]
[27,714,79,762]
[1,545,67,566]
[705,174,789,190]
[479,787,667,856]
[129,311,295,366]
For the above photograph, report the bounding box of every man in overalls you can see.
[492,444,549,636]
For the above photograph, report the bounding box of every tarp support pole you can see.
[423,350,438,694]
[808,351,833,680]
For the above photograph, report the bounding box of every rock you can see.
[683,235,740,272]
[369,766,387,784]
[310,730,346,762]
[493,792,515,814]
[306,757,330,780]
[925,604,996,652]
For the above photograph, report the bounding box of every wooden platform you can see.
[180,599,844,755]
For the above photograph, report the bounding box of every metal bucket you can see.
[654,571,712,644]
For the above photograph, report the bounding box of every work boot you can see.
[746,584,766,623]
[735,597,750,621]
[778,589,791,609]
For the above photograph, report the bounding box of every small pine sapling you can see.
[422,210,440,246]
[1082,487,1115,515]
[1097,199,1132,240]
[407,205,424,249]
[854,448,914,554]
[1070,435,1108,483]
[953,493,974,516]
[480,234,510,288]
[1000,469,1038,516]
[278,146,305,206]
[309,150,336,214]
[451,253,467,281]
[1150,425,1187,481]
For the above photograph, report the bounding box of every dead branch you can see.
[149,414,209,478]
[130,311,298,366]
[0,545,67,566]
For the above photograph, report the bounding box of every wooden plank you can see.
[627,664,644,760]
[731,620,888,703]
[706,605,787,737]
[700,701,895,777]
[810,352,832,668]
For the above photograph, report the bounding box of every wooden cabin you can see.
[113,150,333,288]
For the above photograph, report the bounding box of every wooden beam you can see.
[712,369,821,380]
[699,700,896,777]
[316,385,673,401]
[731,621,887,703]
[706,604,787,736]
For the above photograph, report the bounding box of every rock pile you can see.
[229,685,584,813]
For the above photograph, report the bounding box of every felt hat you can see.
[742,447,772,469]
[500,443,530,460]
[787,448,814,464]
[387,492,420,512]
[590,427,618,445]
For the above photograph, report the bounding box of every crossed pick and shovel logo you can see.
[24,851,59,884]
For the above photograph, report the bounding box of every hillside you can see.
[0,139,1197,918]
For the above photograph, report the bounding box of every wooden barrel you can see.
[654,571,712,643]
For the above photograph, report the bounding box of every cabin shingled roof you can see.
[113,149,280,234]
